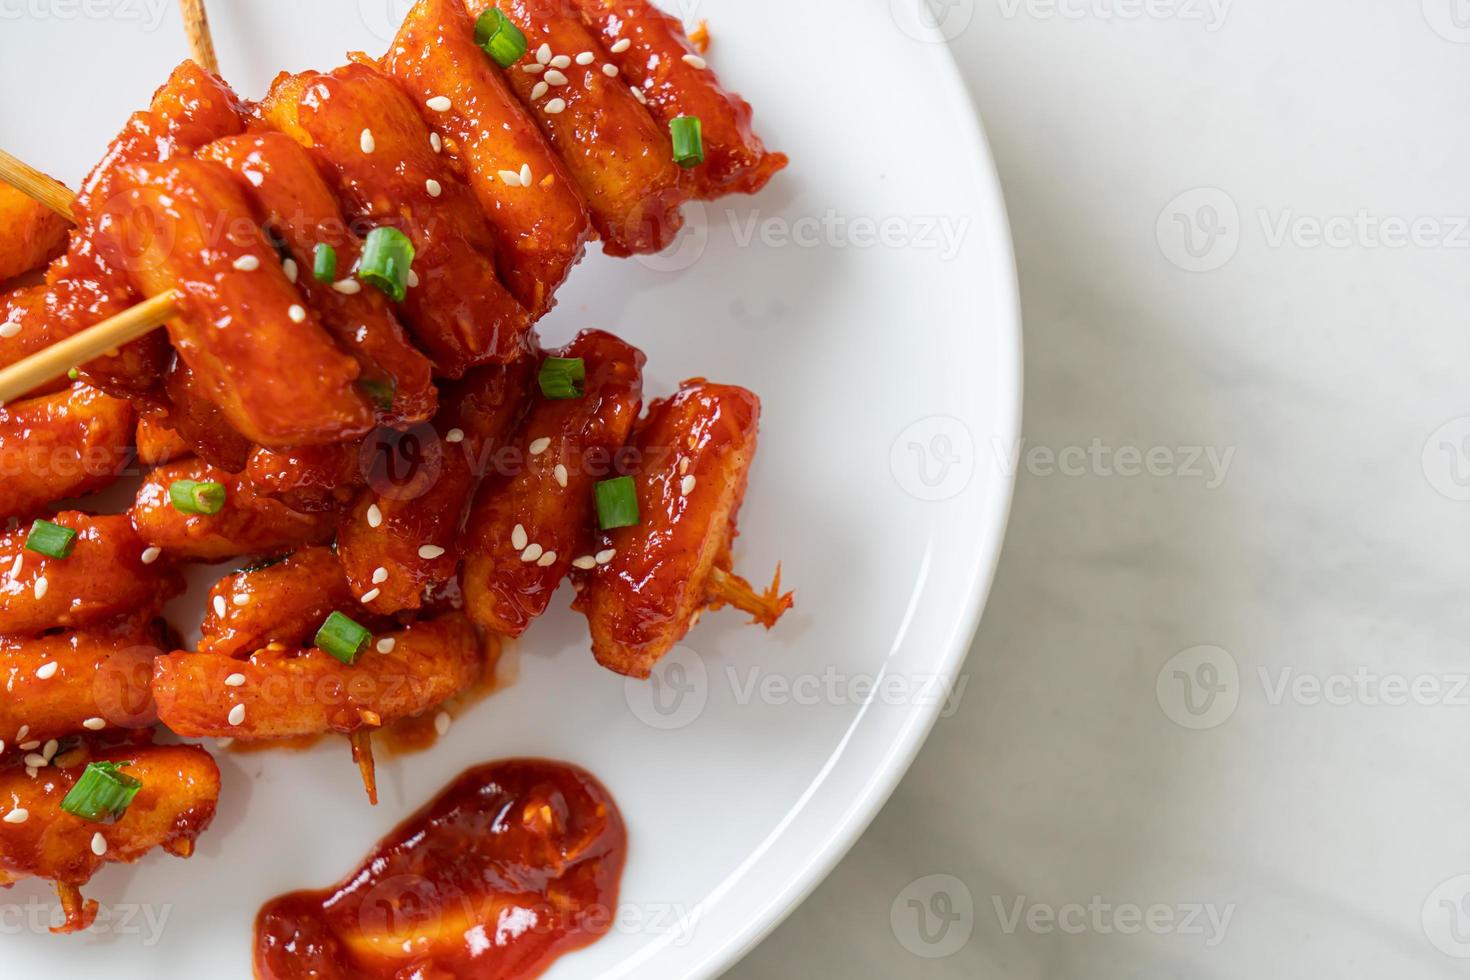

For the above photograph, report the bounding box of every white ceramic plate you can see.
[0,1,1019,976]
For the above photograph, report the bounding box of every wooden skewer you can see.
[178,0,220,75]
[0,151,179,406]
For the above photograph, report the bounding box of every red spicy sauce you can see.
[254,760,626,979]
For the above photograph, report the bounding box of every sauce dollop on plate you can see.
[255,759,626,979]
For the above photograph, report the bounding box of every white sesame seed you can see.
[23,753,46,768]
[407,269,420,288]
[520,543,544,563]
[511,523,528,551]
[528,437,551,456]
[0,322,21,339]
[82,717,105,731]
[426,95,452,112]
[333,279,362,295]
[41,740,56,761]
[224,673,246,687]
[419,544,446,560]
[681,475,697,496]
[537,551,557,567]
[536,43,552,64]
[367,504,384,528]
[595,548,617,565]
[682,54,707,69]
[425,178,442,198]
[35,661,57,680]
[233,593,250,606]
[520,164,532,186]
[445,428,465,444]
[18,741,37,751]
[360,587,381,604]
[545,69,568,86]
[228,704,246,726]
[572,555,597,570]
[141,546,161,565]
[550,54,572,69]
[434,711,451,736]
[213,595,227,618]
[611,38,631,54]
[629,85,647,105]
[245,170,264,187]
[16,726,28,741]
[233,255,261,272]
[376,637,396,654]
[3,809,27,824]
[215,737,233,748]
[360,128,376,153]
[523,62,545,74]
[287,303,307,324]
[679,458,690,475]
[602,64,619,77]
[372,566,389,584]
[283,258,299,283]
[91,832,107,856]
[499,169,524,187]
[544,98,567,115]
[576,51,595,65]
[32,577,46,600]
[553,464,568,488]
[530,81,550,101]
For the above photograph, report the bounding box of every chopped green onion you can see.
[315,611,372,665]
[60,762,142,824]
[359,227,416,303]
[669,115,704,169]
[66,368,80,381]
[168,479,227,516]
[595,476,640,530]
[25,519,76,559]
[359,378,397,412]
[475,8,528,68]
[538,357,586,400]
[312,243,338,283]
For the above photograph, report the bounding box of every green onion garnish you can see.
[359,378,396,412]
[168,479,226,516]
[475,8,528,68]
[315,611,372,665]
[538,357,586,400]
[60,762,142,824]
[358,227,416,303]
[669,115,704,169]
[595,476,640,530]
[25,519,76,559]
[312,243,338,284]
[66,368,80,381]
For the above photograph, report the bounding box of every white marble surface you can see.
[730,2,1470,977]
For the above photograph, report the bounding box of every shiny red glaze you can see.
[197,546,358,658]
[135,410,192,465]
[131,459,338,562]
[94,157,375,447]
[254,759,626,980]
[246,442,364,513]
[337,361,530,614]
[160,360,255,473]
[260,64,531,376]
[464,330,644,636]
[0,512,182,637]
[199,133,438,426]
[0,384,135,519]
[573,381,760,677]
[575,0,788,199]
[0,185,69,284]
[386,0,592,317]
[154,613,483,738]
[465,0,687,256]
